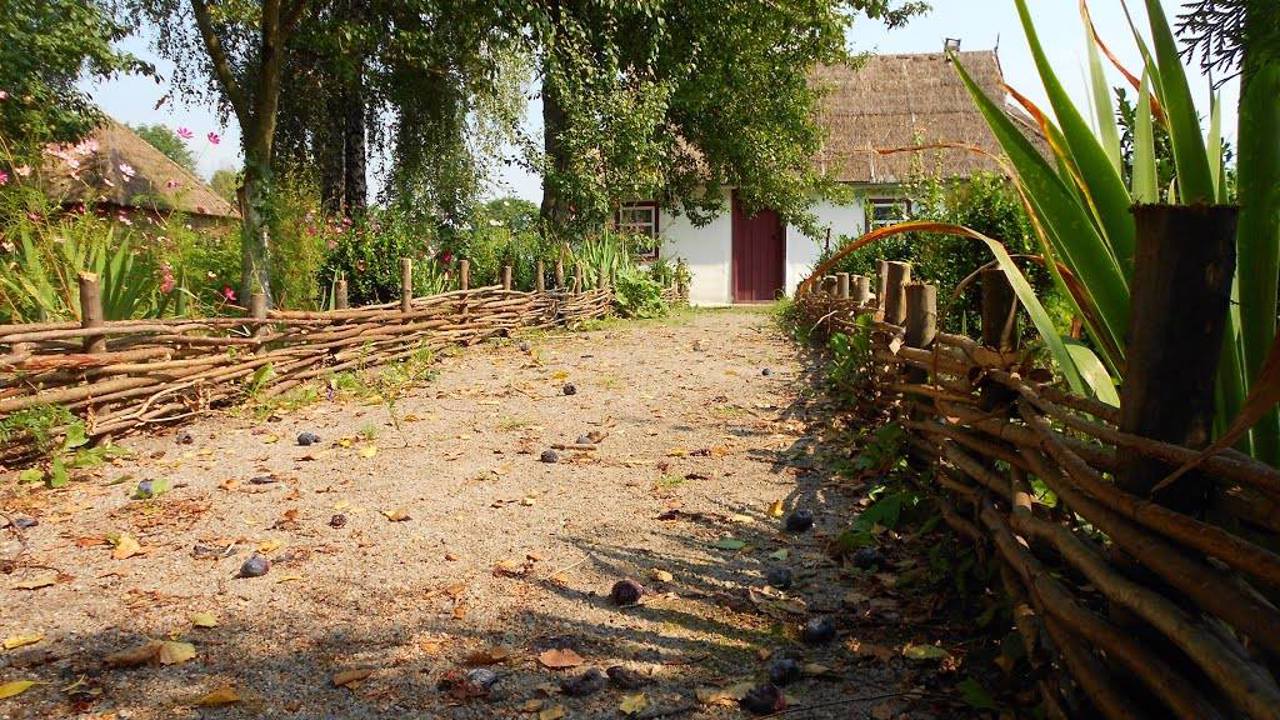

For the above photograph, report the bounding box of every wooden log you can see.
[78,272,106,354]
[335,278,349,310]
[250,292,268,341]
[980,267,1019,352]
[904,283,937,349]
[875,259,889,313]
[851,274,872,304]
[836,272,850,299]
[459,259,470,291]
[502,265,513,291]
[536,261,545,292]
[555,259,565,289]
[574,264,584,294]
[881,261,911,325]
[401,258,414,313]
[1120,205,1238,513]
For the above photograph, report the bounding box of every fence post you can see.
[250,292,268,355]
[400,258,413,313]
[536,261,545,293]
[979,268,1018,411]
[1119,205,1238,512]
[837,272,851,300]
[875,259,890,317]
[597,264,608,291]
[851,274,871,304]
[459,259,470,291]
[574,264,584,294]
[882,261,911,325]
[335,278,349,310]
[555,259,566,289]
[822,275,837,296]
[78,272,106,354]
[904,283,937,349]
[980,267,1018,352]
[502,265,513,291]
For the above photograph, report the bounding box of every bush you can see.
[613,267,667,318]
[319,206,450,306]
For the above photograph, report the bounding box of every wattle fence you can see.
[0,258,636,465]
[796,263,1280,720]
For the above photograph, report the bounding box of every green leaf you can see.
[957,677,998,710]
[18,468,43,485]
[712,538,746,551]
[47,458,69,488]
[1085,22,1123,176]
[1064,340,1119,407]
[902,644,951,661]
[1132,72,1159,203]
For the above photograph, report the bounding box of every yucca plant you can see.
[949,0,1278,465]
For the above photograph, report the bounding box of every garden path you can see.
[2,309,979,719]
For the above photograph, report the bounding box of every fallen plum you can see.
[297,431,321,446]
[765,566,793,590]
[238,553,271,578]
[784,509,814,533]
[852,546,884,570]
[767,657,802,686]
[540,449,560,464]
[801,616,837,645]
[562,383,577,396]
[610,579,645,606]
[740,684,786,715]
[560,667,608,697]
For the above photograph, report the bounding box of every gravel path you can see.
[1,309,975,719]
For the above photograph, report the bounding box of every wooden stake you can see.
[851,274,872,304]
[837,272,851,300]
[459,259,470,291]
[555,259,566,289]
[904,283,937,349]
[400,258,413,313]
[78,272,106,354]
[980,267,1018,352]
[250,292,267,339]
[1119,204,1238,511]
[882,261,911,326]
[875,259,890,307]
[574,264,584,294]
[335,278,349,310]
[536,261,545,292]
[597,264,608,290]
[502,265,513,291]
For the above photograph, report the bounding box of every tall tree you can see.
[131,123,199,174]
[0,0,148,156]
[127,0,309,305]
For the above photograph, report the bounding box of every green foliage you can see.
[1,406,125,488]
[826,318,875,398]
[267,177,332,310]
[209,168,240,204]
[613,267,667,319]
[130,123,198,175]
[0,0,149,155]
[319,206,451,306]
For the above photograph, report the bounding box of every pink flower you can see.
[221,286,236,301]
[177,127,194,140]
[158,264,176,294]
[118,162,136,179]
[0,170,8,186]
[166,179,181,189]
[14,165,31,178]
[0,90,7,100]
[207,132,221,145]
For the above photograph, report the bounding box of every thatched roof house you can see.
[42,119,239,225]
[812,50,1044,184]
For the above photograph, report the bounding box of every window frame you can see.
[868,197,912,231]
[614,200,661,260]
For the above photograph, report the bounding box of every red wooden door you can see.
[731,193,785,303]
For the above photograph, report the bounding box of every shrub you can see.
[319,206,450,306]
[613,267,667,318]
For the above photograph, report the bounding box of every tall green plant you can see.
[953,0,1279,464]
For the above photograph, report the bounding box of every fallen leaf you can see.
[520,698,544,712]
[190,613,218,629]
[767,499,785,517]
[105,640,164,667]
[803,663,834,677]
[536,648,584,669]
[902,643,951,661]
[768,549,789,561]
[12,573,57,591]
[382,507,411,522]
[0,680,36,700]
[464,646,517,666]
[539,705,567,720]
[263,434,280,444]
[619,693,648,715]
[108,533,143,560]
[3,634,43,650]
[158,640,196,665]
[332,669,373,687]
[696,681,754,706]
[276,574,304,583]
[193,685,240,706]
[649,569,674,583]
[712,538,747,551]
[358,445,378,459]
[257,539,283,553]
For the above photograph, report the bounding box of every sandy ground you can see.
[1,308,980,720]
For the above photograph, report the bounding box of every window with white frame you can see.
[868,198,911,230]
[615,201,660,258]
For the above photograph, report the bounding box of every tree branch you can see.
[190,0,250,126]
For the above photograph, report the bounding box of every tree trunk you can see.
[540,63,569,231]
[343,69,367,215]
[239,130,275,307]
[319,86,346,214]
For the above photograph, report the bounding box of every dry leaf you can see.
[331,669,373,687]
[520,698,544,712]
[539,705,567,720]
[193,685,240,706]
[464,646,516,666]
[452,603,469,620]
[257,539,283,553]
[619,693,648,715]
[536,648,584,669]
[105,640,163,667]
[649,569,674,583]
[109,533,143,560]
[276,574,304,583]
[0,680,36,700]
[191,613,218,629]
[3,634,43,650]
[358,445,378,459]
[158,640,196,665]
[767,499,785,517]
[12,573,57,591]
[382,507,411,522]
[696,681,754,706]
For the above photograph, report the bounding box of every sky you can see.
[85,0,1236,202]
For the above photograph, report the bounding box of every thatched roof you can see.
[813,50,1046,185]
[42,119,240,220]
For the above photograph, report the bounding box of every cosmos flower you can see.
[177,127,194,140]
[0,91,7,100]
[166,179,182,189]
[0,170,8,186]
[221,286,236,301]
[119,162,136,179]
[207,132,221,145]
[14,165,31,178]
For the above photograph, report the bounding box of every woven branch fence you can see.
[797,262,1280,720]
[0,257,648,465]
